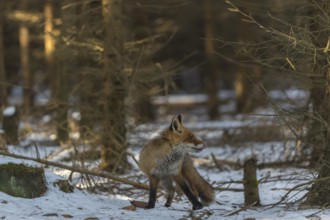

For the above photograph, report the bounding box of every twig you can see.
[306,204,330,218]
[214,187,243,192]
[0,151,149,190]
[263,181,312,209]
[225,201,258,217]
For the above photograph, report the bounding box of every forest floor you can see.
[1,89,330,220]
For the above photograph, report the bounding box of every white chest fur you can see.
[152,147,186,178]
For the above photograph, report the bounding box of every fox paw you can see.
[193,203,203,210]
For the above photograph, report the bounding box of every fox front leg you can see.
[146,176,159,209]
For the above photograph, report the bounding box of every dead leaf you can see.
[43,213,58,217]
[122,205,136,211]
[130,200,148,208]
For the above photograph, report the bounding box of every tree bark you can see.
[44,0,56,99]
[2,106,19,145]
[203,0,220,120]
[243,157,261,206]
[0,1,7,107]
[300,67,330,208]
[235,66,265,113]
[100,0,129,173]
[55,1,69,143]
[300,1,330,208]
[19,0,33,116]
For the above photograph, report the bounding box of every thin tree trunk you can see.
[19,0,33,115]
[44,0,56,99]
[100,0,129,173]
[203,0,219,120]
[0,1,7,107]
[55,1,69,143]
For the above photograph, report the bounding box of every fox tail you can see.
[182,155,215,205]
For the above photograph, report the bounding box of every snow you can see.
[1,151,329,220]
[1,144,329,219]
[3,106,16,116]
[2,89,330,220]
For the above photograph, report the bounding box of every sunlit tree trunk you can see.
[44,0,56,99]
[203,0,220,120]
[19,0,33,115]
[100,0,129,172]
[0,1,7,107]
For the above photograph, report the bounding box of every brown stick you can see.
[0,151,148,190]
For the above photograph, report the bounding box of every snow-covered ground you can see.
[1,145,328,220]
[2,89,330,220]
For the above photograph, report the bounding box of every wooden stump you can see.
[2,106,19,145]
[0,163,47,198]
[243,157,261,206]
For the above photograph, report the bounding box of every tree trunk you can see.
[2,106,19,145]
[135,97,155,123]
[0,1,7,108]
[19,0,33,116]
[132,0,155,123]
[305,86,325,167]
[300,1,330,208]
[55,1,69,143]
[300,68,330,208]
[100,0,129,173]
[235,66,265,113]
[243,157,261,206]
[203,0,219,120]
[304,0,329,167]
[44,0,56,99]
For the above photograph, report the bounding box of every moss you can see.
[0,163,47,198]
[2,163,44,177]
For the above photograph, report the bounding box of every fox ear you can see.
[170,114,183,134]
[177,114,183,124]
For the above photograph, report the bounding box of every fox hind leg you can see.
[174,175,203,210]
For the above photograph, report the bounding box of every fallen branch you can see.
[257,159,309,169]
[211,156,309,170]
[214,187,244,192]
[0,151,149,190]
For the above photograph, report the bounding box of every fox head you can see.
[168,114,206,153]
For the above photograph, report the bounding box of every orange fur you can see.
[139,114,214,210]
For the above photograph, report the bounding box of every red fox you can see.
[139,114,214,210]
